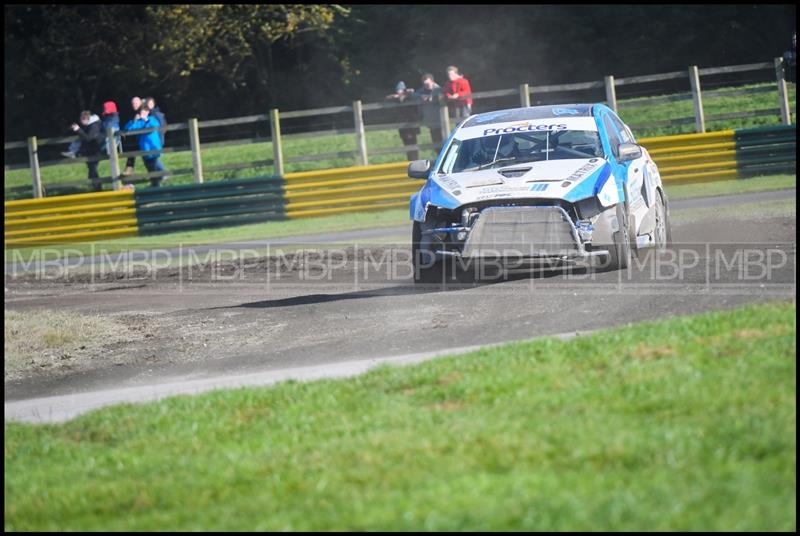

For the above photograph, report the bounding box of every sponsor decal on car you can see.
[482,122,568,136]
[478,185,530,194]
[476,193,514,200]
[437,176,461,191]
[564,161,602,182]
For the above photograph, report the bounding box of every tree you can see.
[147,5,350,110]
[4,4,795,140]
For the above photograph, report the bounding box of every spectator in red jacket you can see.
[444,65,473,120]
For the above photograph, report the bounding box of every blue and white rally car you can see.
[407,103,672,283]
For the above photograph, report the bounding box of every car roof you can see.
[461,104,596,128]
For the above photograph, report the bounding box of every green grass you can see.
[4,301,796,531]
[617,82,797,136]
[4,82,796,197]
[665,173,796,200]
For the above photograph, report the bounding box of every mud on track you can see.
[4,196,797,408]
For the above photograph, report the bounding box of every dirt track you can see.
[4,190,797,420]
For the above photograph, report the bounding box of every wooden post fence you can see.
[604,75,617,112]
[689,65,705,133]
[353,100,368,166]
[188,118,204,183]
[438,103,450,144]
[4,59,791,202]
[27,136,43,198]
[519,83,531,107]
[775,57,792,125]
[270,108,284,176]
[106,127,122,191]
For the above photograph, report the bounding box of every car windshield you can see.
[438,129,604,174]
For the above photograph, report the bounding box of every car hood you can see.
[429,157,613,207]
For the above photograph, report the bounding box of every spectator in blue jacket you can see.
[123,104,167,187]
[123,96,143,176]
[145,96,167,145]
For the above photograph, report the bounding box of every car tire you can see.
[633,186,672,263]
[596,202,631,272]
[623,182,639,259]
[660,188,673,247]
[454,259,477,286]
[412,220,444,285]
[652,188,671,250]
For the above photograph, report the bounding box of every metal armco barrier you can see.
[4,126,794,247]
[282,162,416,219]
[134,177,286,235]
[640,124,796,183]
[734,125,796,178]
[4,190,137,247]
[641,130,739,182]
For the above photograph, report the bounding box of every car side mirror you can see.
[617,143,643,162]
[408,159,431,179]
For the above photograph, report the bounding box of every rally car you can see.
[408,103,672,284]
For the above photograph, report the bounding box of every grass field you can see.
[617,82,797,135]
[661,173,795,200]
[4,301,796,531]
[3,82,796,197]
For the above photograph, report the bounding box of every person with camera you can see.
[782,31,796,83]
[414,73,445,154]
[386,81,421,161]
[67,110,105,191]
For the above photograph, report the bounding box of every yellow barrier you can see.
[638,130,735,149]
[4,190,137,248]
[283,162,415,219]
[4,190,135,211]
[645,140,736,156]
[4,208,137,230]
[639,131,737,183]
[286,201,408,219]
[284,162,407,183]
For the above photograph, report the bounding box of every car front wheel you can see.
[412,221,444,285]
[596,202,631,272]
